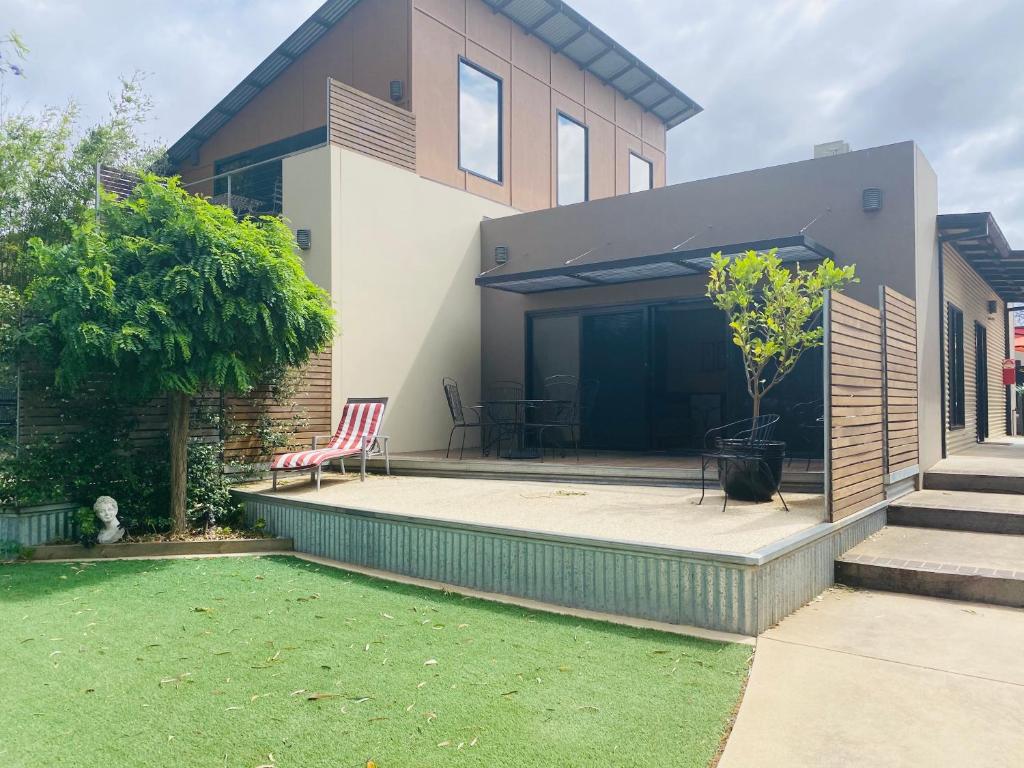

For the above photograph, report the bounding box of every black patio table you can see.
[480,398,571,459]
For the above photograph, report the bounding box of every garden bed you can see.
[0,556,751,767]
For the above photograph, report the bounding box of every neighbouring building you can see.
[162,0,1022,475]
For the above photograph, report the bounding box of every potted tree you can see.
[705,249,856,501]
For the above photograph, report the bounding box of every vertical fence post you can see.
[823,289,833,522]
[879,286,890,480]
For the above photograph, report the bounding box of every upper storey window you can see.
[459,59,502,183]
[629,152,653,193]
[557,113,588,206]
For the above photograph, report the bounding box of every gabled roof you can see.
[167,0,701,167]
[938,212,1024,303]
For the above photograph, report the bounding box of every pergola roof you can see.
[937,212,1024,302]
[476,235,833,294]
[168,0,700,167]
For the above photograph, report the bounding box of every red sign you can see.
[1003,358,1016,386]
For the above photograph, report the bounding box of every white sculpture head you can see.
[93,496,125,544]
[94,496,119,524]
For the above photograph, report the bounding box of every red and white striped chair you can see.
[271,397,390,490]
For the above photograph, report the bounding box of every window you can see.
[459,59,502,183]
[948,304,965,429]
[629,152,653,193]
[557,113,587,206]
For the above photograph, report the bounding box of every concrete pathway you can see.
[719,587,1024,767]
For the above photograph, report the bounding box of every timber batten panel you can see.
[881,287,919,475]
[826,291,886,521]
[328,79,416,172]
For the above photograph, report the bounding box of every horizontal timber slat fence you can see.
[16,349,332,468]
[824,288,919,522]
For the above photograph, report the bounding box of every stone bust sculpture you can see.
[94,496,125,544]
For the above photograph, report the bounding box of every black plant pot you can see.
[716,439,786,502]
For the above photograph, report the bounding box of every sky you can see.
[4,0,1024,244]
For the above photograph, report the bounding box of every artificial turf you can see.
[0,556,750,767]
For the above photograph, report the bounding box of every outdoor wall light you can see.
[494,245,509,264]
[389,80,405,102]
[988,300,998,314]
[296,229,312,250]
[862,188,883,212]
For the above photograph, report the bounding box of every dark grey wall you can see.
[480,140,926,387]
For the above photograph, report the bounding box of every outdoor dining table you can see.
[479,398,572,459]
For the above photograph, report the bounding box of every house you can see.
[166,0,1022,475]
[169,0,698,453]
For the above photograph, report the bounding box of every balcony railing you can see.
[328,78,416,172]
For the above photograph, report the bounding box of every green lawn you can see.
[0,556,750,767]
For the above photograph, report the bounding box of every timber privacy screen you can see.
[824,287,919,522]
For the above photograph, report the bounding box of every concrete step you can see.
[888,490,1024,535]
[924,470,1024,495]
[836,526,1024,608]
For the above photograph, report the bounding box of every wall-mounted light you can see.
[296,229,312,250]
[988,300,998,314]
[494,245,509,265]
[862,188,883,212]
[389,80,405,103]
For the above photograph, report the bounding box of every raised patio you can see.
[234,474,882,636]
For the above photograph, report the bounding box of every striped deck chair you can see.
[271,397,390,490]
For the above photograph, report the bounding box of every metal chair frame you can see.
[443,377,485,459]
[698,414,788,512]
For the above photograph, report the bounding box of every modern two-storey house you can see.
[166,0,1022,479]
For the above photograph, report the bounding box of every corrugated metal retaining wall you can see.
[242,494,886,636]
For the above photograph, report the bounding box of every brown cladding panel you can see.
[614,92,643,140]
[585,110,616,201]
[511,69,551,211]
[510,25,550,83]
[414,0,465,33]
[466,0,511,60]
[412,9,466,188]
[828,292,885,521]
[642,111,666,152]
[584,71,616,121]
[351,0,413,111]
[551,52,585,104]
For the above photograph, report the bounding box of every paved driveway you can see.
[719,587,1024,767]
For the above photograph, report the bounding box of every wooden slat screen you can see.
[17,349,332,466]
[222,350,333,463]
[826,291,886,522]
[328,78,416,172]
[881,287,919,476]
[98,165,141,201]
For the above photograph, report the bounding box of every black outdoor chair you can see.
[527,377,599,462]
[791,399,824,470]
[699,414,789,512]
[443,377,485,459]
[483,380,523,458]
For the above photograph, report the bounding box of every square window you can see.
[629,152,653,193]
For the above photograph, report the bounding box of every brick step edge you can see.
[836,557,1024,608]
[28,537,294,561]
[887,505,1024,535]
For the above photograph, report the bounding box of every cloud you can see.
[6,0,1024,244]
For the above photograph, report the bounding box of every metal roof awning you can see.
[481,0,701,129]
[938,212,1024,302]
[476,235,835,294]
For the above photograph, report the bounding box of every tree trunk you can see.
[751,391,761,422]
[168,390,190,534]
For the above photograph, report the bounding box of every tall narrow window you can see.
[459,59,502,183]
[629,152,653,193]
[557,113,587,206]
[948,304,965,429]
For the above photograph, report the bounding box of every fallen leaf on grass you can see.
[192,607,212,613]
[424,659,438,666]
[306,692,339,701]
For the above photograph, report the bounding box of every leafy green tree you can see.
[24,175,335,532]
[706,249,857,420]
